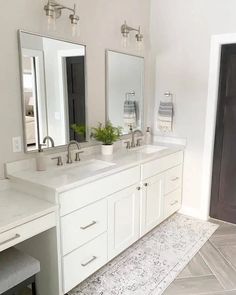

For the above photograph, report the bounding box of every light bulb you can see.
[121,35,130,49]
[47,14,56,31]
[72,24,79,38]
[136,40,144,51]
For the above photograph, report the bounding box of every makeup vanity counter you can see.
[6,144,184,295]
[0,181,57,252]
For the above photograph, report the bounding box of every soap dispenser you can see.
[36,145,47,171]
[145,127,152,145]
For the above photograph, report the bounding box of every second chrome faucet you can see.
[67,140,84,164]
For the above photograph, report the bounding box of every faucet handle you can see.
[124,141,131,149]
[75,150,84,162]
[136,138,142,147]
[51,156,63,166]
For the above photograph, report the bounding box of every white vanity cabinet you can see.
[107,184,140,259]
[140,151,183,235]
[140,173,165,236]
[58,151,183,294]
[59,166,140,293]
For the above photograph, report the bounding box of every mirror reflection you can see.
[106,50,144,134]
[19,31,86,152]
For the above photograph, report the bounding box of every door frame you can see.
[201,33,236,220]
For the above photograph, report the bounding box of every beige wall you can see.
[0,0,151,179]
[150,0,236,216]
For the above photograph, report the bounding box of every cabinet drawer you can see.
[60,166,140,216]
[0,212,56,252]
[61,199,107,255]
[141,151,183,180]
[63,233,107,293]
[164,165,182,195]
[164,189,182,218]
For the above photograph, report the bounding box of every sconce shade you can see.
[121,21,144,48]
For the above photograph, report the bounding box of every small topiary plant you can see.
[91,122,122,145]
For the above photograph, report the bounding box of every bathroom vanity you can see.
[12,30,185,295]
[6,144,184,295]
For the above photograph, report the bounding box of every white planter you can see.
[101,144,113,155]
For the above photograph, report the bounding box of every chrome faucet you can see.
[67,140,83,164]
[130,126,143,148]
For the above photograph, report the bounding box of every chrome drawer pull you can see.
[80,221,97,230]
[0,234,20,246]
[171,177,180,182]
[81,256,97,267]
[170,200,178,206]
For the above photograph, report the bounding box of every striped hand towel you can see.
[124,100,137,126]
[158,101,174,132]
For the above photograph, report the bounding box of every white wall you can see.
[150,0,236,217]
[0,0,151,179]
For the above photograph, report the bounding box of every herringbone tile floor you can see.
[164,218,236,295]
[21,218,236,295]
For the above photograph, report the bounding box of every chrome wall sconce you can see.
[121,21,143,48]
[44,1,79,34]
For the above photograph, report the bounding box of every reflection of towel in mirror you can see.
[124,100,137,126]
[158,101,174,132]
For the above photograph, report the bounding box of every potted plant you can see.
[91,122,122,155]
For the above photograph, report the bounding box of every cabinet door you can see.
[108,185,140,260]
[141,173,164,236]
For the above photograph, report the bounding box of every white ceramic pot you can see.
[101,144,113,155]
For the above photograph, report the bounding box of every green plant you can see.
[91,122,122,145]
[71,124,86,138]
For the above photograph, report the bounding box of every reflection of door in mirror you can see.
[22,49,47,151]
[19,32,87,152]
[66,56,86,142]
[106,51,144,135]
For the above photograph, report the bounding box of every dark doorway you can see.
[210,44,236,223]
[66,56,86,142]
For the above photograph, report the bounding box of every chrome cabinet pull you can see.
[80,221,97,230]
[81,256,97,267]
[171,177,180,182]
[0,234,20,246]
[170,200,178,206]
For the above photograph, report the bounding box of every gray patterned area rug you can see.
[69,214,218,295]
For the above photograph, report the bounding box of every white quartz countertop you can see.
[0,187,57,234]
[7,143,184,193]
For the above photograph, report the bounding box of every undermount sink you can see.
[126,144,168,154]
[53,159,116,177]
[138,145,168,154]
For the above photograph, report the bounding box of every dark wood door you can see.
[66,56,86,142]
[210,44,236,223]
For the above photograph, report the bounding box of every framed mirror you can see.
[106,50,144,135]
[19,31,87,152]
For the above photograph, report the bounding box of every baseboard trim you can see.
[179,206,206,220]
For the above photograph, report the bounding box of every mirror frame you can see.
[105,49,145,135]
[18,30,89,153]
